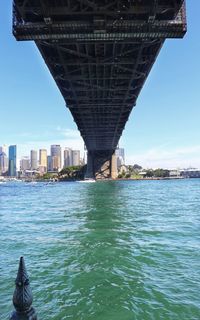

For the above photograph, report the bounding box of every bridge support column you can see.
[111,153,118,179]
[85,150,116,180]
[85,151,94,179]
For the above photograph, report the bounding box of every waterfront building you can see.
[39,149,47,171]
[51,145,61,170]
[30,150,38,170]
[64,148,73,167]
[72,150,80,166]
[8,145,17,177]
[180,168,200,178]
[169,169,181,178]
[20,157,30,171]
[0,151,8,174]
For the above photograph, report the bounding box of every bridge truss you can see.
[13,0,186,177]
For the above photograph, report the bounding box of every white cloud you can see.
[14,127,84,164]
[56,126,80,139]
[126,145,200,169]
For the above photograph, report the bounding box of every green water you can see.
[0,180,200,319]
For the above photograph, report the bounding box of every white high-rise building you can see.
[0,150,8,174]
[115,148,125,169]
[20,157,30,171]
[0,145,7,154]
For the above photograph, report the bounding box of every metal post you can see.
[10,257,37,320]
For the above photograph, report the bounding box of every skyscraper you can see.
[20,157,30,171]
[47,156,52,172]
[30,150,38,170]
[0,150,8,174]
[115,148,125,168]
[38,149,47,174]
[64,148,72,167]
[8,145,17,177]
[72,150,80,166]
[39,149,47,168]
[0,145,7,154]
[51,145,61,170]
[52,156,60,171]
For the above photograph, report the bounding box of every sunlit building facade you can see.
[39,149,47,172]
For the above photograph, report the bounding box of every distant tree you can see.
[154,169,169,178]
[42,172,58,180]
[145,170,154,178]
[121,170,126,177]
[58,165,86,180]
[133,164,142,171]
[117,169,126,178]
[127,165,134,173]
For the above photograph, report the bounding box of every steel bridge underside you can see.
[13,0,186,178]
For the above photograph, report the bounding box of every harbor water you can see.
[0,179,200,319]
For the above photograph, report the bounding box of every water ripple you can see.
[0,180,200,320]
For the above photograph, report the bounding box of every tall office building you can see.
[64,148,72,167]
[51,145,61,170]
[8,145,17,176]
[52,156,60,171]
[0,145,7,154]
[20,157,30,171]
[30,150,38,170]
[72,150,80,166]
[47,155,52,172]
[0,151,8,174]
[39,149,47,167]
[38,149,47,174]
[115,148,125,168]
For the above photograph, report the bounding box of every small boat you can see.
[78,178,96,183]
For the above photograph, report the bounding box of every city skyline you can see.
[0,143,83,164]
[0,2,200,169]
[0,143,83,174]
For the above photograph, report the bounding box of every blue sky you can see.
[0,1,199,168]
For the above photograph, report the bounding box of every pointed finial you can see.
[10,257,37,320]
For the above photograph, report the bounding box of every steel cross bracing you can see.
[13,0,186,152]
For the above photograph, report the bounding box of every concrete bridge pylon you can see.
[85,150,118,180]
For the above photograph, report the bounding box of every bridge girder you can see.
[13,0,186,155]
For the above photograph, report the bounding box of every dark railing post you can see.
[10,257,37,320]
